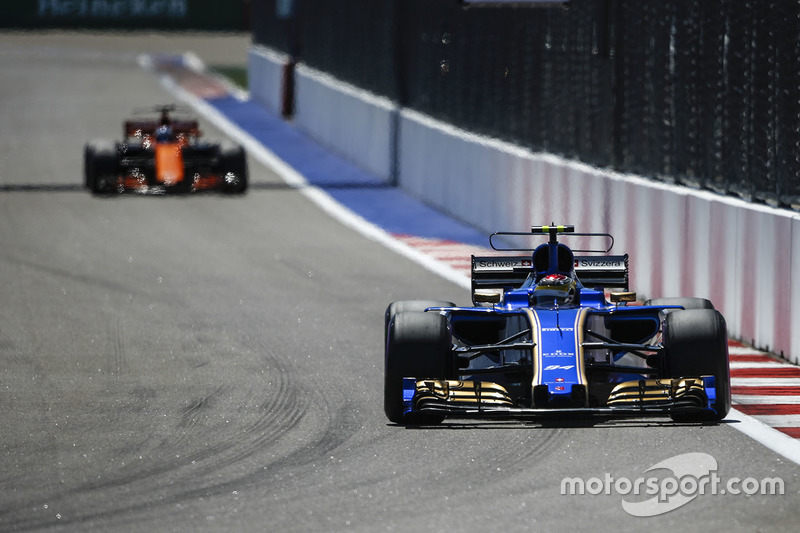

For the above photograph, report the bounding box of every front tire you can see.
[384,300,455,347]
[85,140,119,195]
[645,297,714,310]
[83,143,95,188]
[664,309,730,421]
[384,311,452,425]
[219,143,248,194]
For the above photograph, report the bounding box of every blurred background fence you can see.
[252,0,800,209]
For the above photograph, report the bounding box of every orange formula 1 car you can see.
[84,105,247,194]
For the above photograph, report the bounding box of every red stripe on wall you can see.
[732,387,800,396]
[734,404,800,416]
[775,427,800,438]
[729,354,776,362]
[730,367,800,378]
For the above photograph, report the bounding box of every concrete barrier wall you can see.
[294,64,396,183]
[248,46,800,364]
[250,47,396,182]
[249,46,289,116]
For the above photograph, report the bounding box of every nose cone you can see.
[155,143,184,185]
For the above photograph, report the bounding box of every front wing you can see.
[402,376,720,419]
[116,156,229,193]
[113,171,229,193]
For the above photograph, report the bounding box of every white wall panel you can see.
[736,206,794,356]
[294,64,395,182]
[791,216,800,364]
[658,188,688,299]
[604,173,635,284]
[711,199,744,339]
[684,194,713,301]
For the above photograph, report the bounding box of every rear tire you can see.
[664,309,730,421]
[384,311,452,425]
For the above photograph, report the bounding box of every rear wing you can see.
[124,120,200,139]
[471,254,629,305]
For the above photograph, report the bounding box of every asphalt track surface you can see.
[0,32,798,532]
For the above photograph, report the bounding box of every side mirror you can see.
[473,289,502,305]
[610,291,637,303]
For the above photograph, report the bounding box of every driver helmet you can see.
[155,125,174,143]
[532,273,577,306]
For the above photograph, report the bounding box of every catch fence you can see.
[252,0,800,208]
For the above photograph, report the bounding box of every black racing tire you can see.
[83,144,95,188]
[384,311,452,425]
[645,297,714,310]
[86,140,119,195]
[384,300,455,348]
[664,309,730,421]
[219,143,248,194]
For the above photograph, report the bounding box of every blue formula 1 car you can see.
[384,225,731,425]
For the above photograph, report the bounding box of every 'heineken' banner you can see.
[2,0,248,31]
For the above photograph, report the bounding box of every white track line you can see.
[730,361,793,369]
[145,53,800,466]
[729,345,767,355]
[742,415,800,427]
[731,378,800,387]
[726,409,800,464]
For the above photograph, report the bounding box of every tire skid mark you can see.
[175,332,363,487]
[1,343,309,530]
[150,345,310,481]
[149,330,362,496]
[0,338,361,531]
[178,385,225,430]
[112,313,126,379]
[6,399,355,533]
[0,330,25,368]
[360,425,566,512]
[459,423,564,473]
[227,395,365,503]
[0,332,15,351]
[178,359,311,482]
